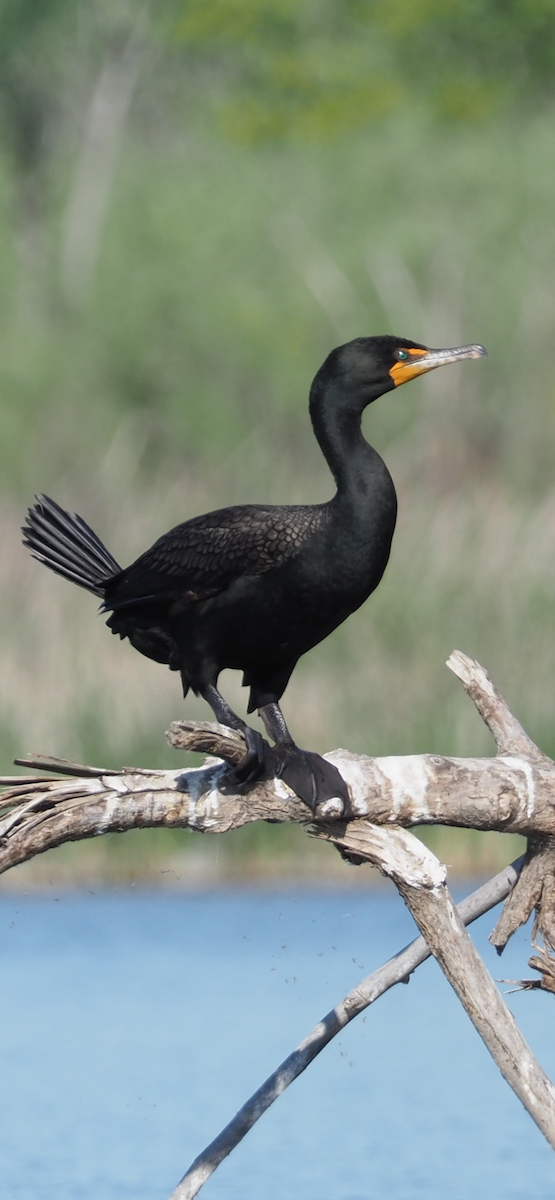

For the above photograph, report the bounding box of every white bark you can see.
[169,856,524,1200]
[3,651,555,1196]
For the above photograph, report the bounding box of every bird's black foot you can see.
[228,724,270,785]
[220,709,350,817]
[271,744,351,818]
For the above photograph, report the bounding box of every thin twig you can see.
[168,856,524,1200]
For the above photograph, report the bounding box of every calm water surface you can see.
[0,888,554,1200]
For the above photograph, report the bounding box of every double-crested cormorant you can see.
[23,335,486,812]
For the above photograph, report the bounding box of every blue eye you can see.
[396,349,409,361]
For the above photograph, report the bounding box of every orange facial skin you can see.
[389,343,487,387]
[389,348,431,386]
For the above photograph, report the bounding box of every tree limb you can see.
[315,824,555,1139]
[168,855,524,1200]
[446,650,542,760]
[1,652,555,949]
[446,652,555,952]
[3,650,555,1196]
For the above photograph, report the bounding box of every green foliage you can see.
[0,2,553,879]
[173,0,555,139]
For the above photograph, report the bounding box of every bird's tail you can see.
[22,494,122,598]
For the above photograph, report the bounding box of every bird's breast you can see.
[174,480,398,673]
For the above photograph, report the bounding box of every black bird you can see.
[23,336,486,812]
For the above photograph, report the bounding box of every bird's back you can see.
[104,502,331,611]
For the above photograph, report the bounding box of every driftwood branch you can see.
[446,649,542,760]
[500,936,555,995]
[447,651,555,953]
[2,651,555,948]
[172,828,555,1199]
[4,650,555,1195]
[315,824,555,1133]
[169,855,524,1200]
[2,652,555,956]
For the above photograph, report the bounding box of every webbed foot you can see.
[227,724,270,785]
[271,744,351,818]
[223,727,350,816]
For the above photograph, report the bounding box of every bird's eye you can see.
[395,349,409,361]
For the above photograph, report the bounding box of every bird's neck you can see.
[310,387,392,504]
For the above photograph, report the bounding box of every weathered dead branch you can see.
[502,937,555,995]
[446,649,543,760]
[1,652,555,951]
[169,856,524,1200]
[447,651,555,951]
[526,947,555,992]
[314,823,555,1140]
[489,836,555,953]
[3,649,555,1197]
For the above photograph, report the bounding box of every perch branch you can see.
[2,718,555,869]
[1,650,554,950]
[168,855,524,1200]
[3,650,555,1195]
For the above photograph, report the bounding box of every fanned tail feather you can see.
[22,495,121,598]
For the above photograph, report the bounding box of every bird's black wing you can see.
[105,503,330,611]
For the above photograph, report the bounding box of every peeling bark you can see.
[3,650,555,1198]
[1,653,555,953]
[170,856,526,1200]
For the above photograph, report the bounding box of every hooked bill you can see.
[390,343,487,386]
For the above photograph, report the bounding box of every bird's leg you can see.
[201,684,268,784]
[258,702,351,817]
[257,702,295,746]
[200,687,351,815]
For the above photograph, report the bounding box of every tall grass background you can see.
[2,85,554,881]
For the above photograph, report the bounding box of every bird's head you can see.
[311,335,487,411]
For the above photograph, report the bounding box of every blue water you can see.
[0,888,554,1200]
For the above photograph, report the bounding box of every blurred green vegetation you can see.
[2,0,555,881]
[176,0,555,134]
